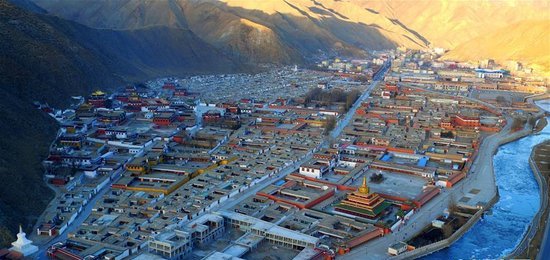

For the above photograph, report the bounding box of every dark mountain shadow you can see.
[389,18,430,47]
[0,0,244,247]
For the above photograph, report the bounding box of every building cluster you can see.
[211,78,507,256]
[316,55,390,81]
[39,70,362,259]
[13,49,544,260]
[383,50,547,96]
[92,69,504,259]
[151,67,328,106]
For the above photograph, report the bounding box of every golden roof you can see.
[92,90,106,96]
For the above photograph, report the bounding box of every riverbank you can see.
[511,140,550,259]
[412,101,550,259]
[393,116,537,259]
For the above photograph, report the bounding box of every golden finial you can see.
[359,176,369,194]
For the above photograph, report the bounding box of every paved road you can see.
[540,99,550,260]
[539,199,550,260]
[330,62,390,140]
[213,62,391,212]
[532,100,550,260]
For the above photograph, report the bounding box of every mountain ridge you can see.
[30,0,550,74]
[0,0,244,246]
[443,19,550,76]
[30,0,431,63]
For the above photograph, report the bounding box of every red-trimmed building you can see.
[445,172,466,188]
[37,223,57,236]
[334,177,391,219]
[126,94,143,111]
[413,186,440,208]
[162,82,176,90]
[440,120,452,129]
[384,84,399,92]
[452,115,481,128]
[172,130,189,144]
[115,94,129,103]
[88,90,107,108]
[256,178,335,209]
[153,111,177,126]
[202,110,222,123]
[97,110,126,125]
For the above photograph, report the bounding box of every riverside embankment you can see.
[392,116,543,259]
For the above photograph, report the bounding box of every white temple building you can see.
[10,226,38,256]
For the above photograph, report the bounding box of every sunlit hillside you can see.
[356,0,550,75]
[443,20,550,76]
[31,0,430,63]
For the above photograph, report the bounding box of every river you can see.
[425,103,550,259]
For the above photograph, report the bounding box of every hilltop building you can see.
[88,90,107,108]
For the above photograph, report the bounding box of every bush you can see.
[370,173,384,183]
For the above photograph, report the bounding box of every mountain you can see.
[30,0,431,63]
[1,0,548,248]
[0,0,244,247]
[29,0,550,73]
[356,0,550,74]
[8,0,46,14]
[2,1,240,105]
[357,0,547,49]
[443,20,550,76]
[0,0,104,246]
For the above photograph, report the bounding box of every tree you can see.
[370,173,384,183]
[441,131,454,139]
[70,161,78,176]
[511,117,527,132]
[324,116,337,135]
[495,95,506,104]
[396,209,405,219]
[304,87,322,105]
[345,89,361,111]
[442,223,454,238]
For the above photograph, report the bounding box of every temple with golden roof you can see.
[88,90,107,108]
[334,176,390,219]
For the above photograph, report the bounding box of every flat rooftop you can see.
[358,169,427,200]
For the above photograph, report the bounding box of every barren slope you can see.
[31,0,431,63]
[358,0,547,49]
[443,20,550,76]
